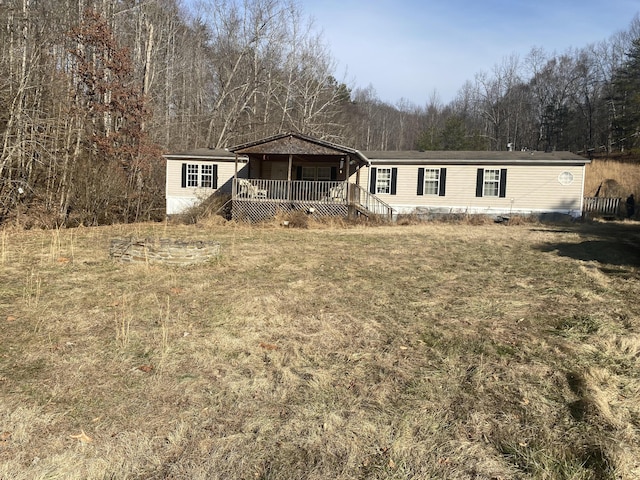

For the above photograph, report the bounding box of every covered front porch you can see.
[227,132,393,222]
[230,178,393,221]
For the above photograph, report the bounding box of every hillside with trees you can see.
[0,0,639,226]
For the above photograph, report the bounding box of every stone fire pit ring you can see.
[109,238,221,266]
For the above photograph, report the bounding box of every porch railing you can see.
[233,178,347,203]
[583,197,621,216]
[232,178,394,218]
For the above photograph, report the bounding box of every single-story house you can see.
[164,132,590,221]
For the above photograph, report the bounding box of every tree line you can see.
[0,0,639,226]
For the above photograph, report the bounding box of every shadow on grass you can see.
[533,221,640,269]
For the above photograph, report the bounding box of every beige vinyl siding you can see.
[505,165,584,211]
[355,163,585,215]
[165,159,185,198]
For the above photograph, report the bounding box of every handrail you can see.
[350,183,394,218]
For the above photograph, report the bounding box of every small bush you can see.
[396,213,424,225]
[273,210,309,229]
[173,194,231,225]
[466,214,495,225]
[505,214,538,225]
[286,210,310,228]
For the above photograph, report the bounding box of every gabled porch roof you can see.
[227,132,370,168]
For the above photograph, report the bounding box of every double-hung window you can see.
[187,164,199,187]
[201,164,213,188]
[376,168,392,194]
[369,167,397,195]
[417,167,446,196]
[424,169,440,195]
[483,169,500,197]
[476,168,507,198]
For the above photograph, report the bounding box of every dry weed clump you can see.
[171,193,232,225]
[395,212,424,225]
[0,221,639,479]
[276,210,310,228]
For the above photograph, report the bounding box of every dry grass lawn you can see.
[1,219,639,479]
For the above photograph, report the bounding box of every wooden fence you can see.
[583,197,621,216]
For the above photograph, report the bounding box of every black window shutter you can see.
[330,166,337,181]
[391,168,398,195]
[439,168,447,196]
[475,168,484,197]
[296,166,302,180]
[212,164,218,189]
[417,168,424,195]
[499,169,507,197]
[369,168,377,194]
[181,163,187,188]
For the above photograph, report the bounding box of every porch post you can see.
[345,156,351,207]
[287,153,293,201]
[234,153,238,197]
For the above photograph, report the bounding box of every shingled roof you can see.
[363,150,589,165]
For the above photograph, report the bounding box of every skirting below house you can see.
[391,205,583,219]
[232,199,349,222]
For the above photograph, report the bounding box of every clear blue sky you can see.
[299,0,640,106]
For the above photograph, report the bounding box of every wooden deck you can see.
[231,179,393,222]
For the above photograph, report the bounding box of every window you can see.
[369,167,397,195]
[376,168,392,194]
[201,164,213,188]
[181,163,218,189]
[476,168,507,198]
[558,171,574,185]
[483,169,500,197]
[187,164,199,187]
[299,166,335,181]
[317,166,332,181]
[417,168,446,196]
[301,167,316,181]
[424,169,440,195]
